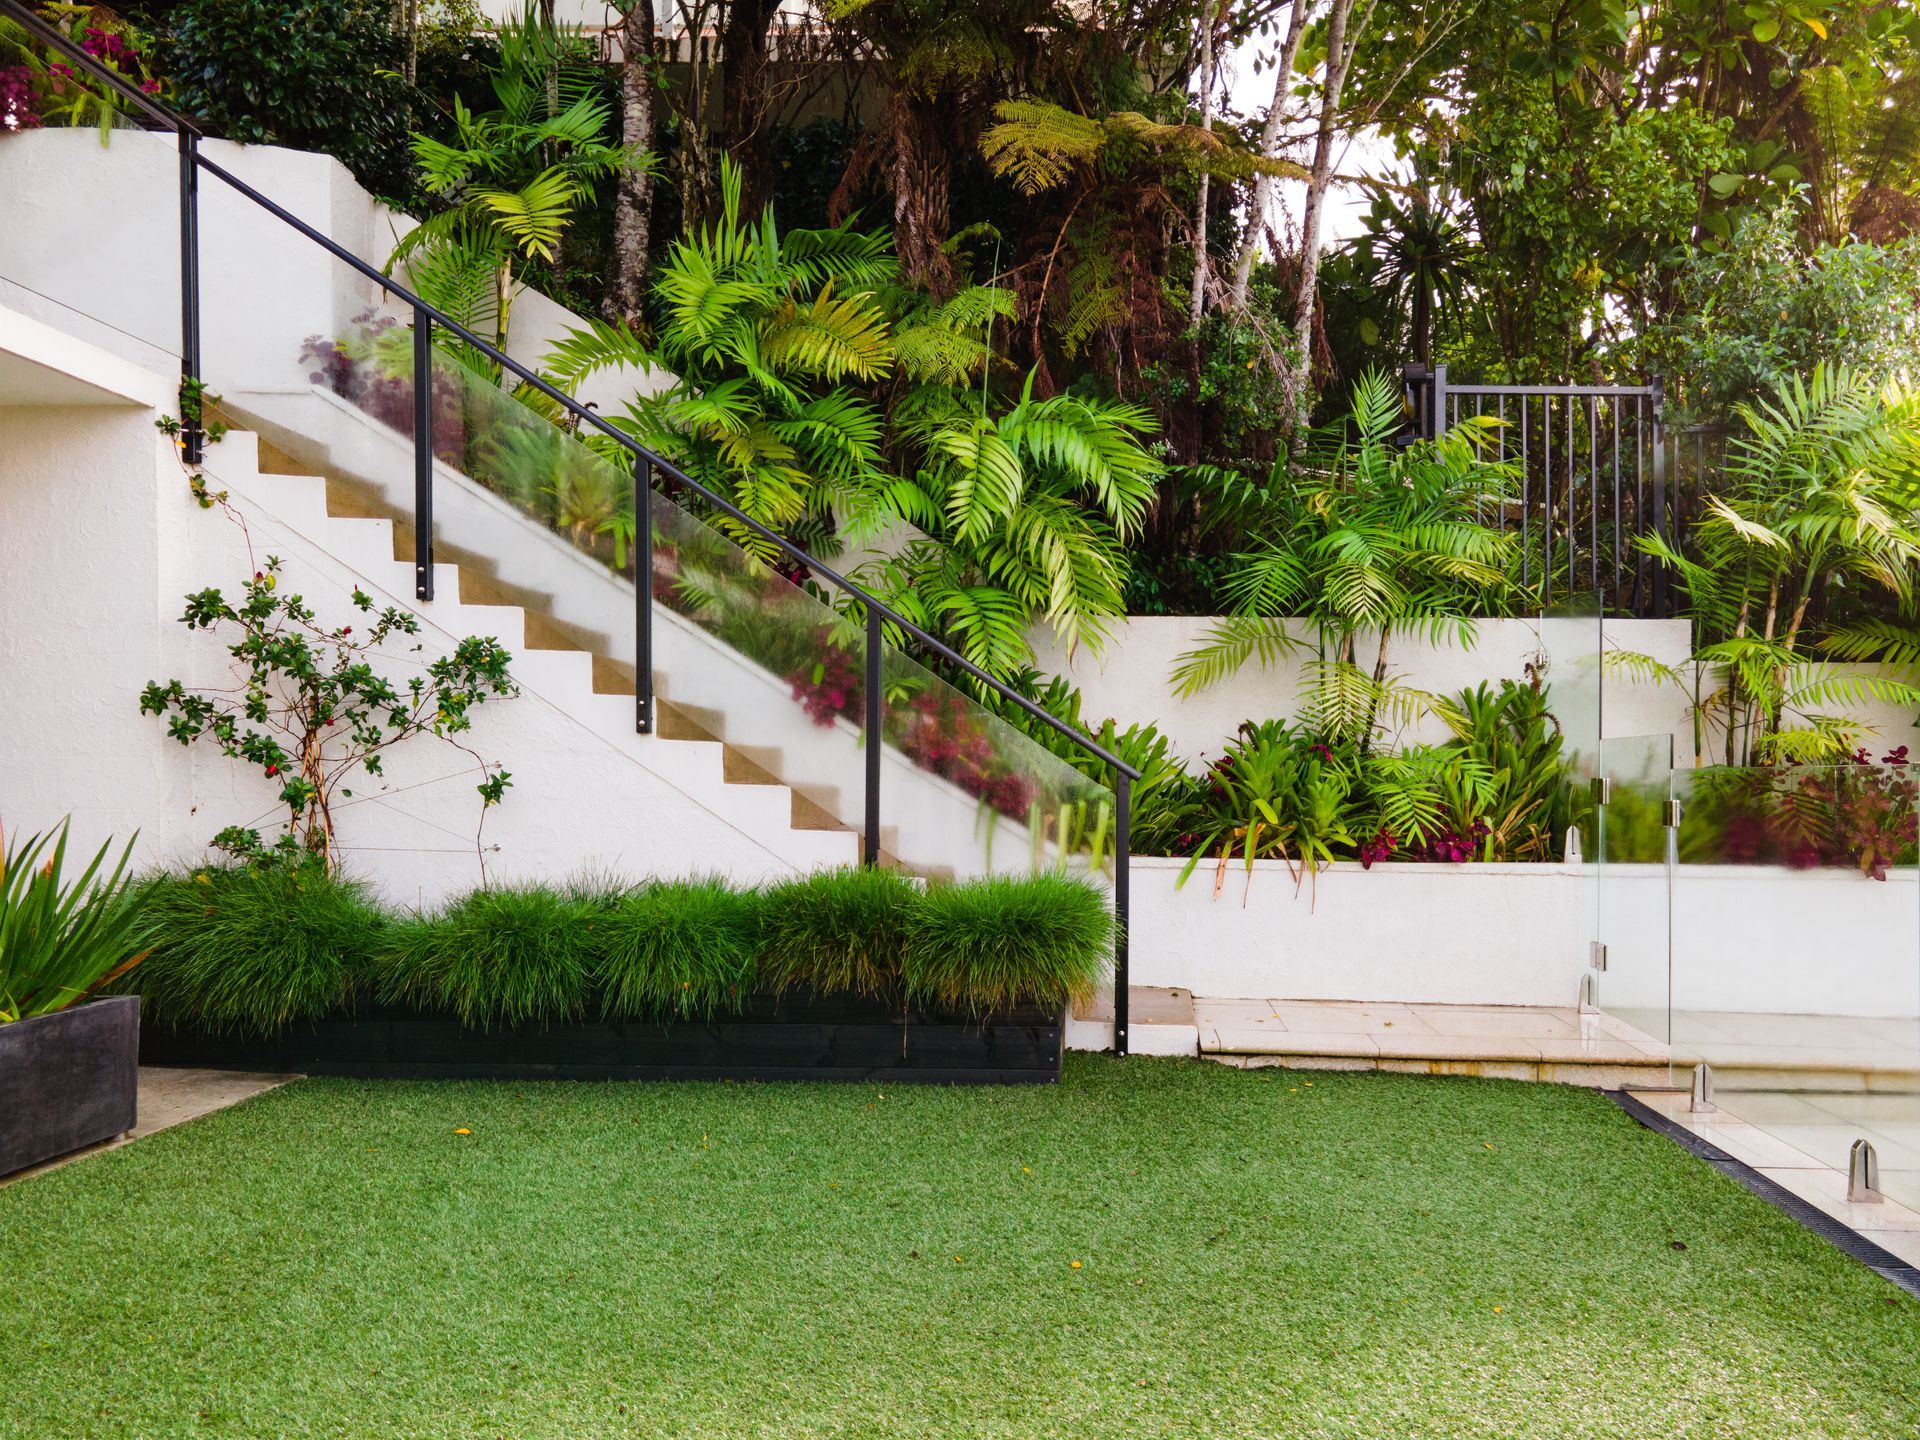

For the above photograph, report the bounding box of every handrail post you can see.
[1114,769,1130,1057]
[863,606,882,867]
[412,305,434,601]
[634,453,653,734]
[177,129,202,466]
[1431,361,1448,439]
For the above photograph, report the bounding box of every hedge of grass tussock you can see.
[124,865,1112,1036]
[133,865,385,1035]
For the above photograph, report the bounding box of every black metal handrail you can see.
[4,0,1137,1051]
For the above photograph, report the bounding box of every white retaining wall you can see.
[1132,855,1919,1019]
[0,129,661,409]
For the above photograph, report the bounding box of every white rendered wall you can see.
[0,130,663,412]
[1131,856,1918,1019]
[1130,858,1590,1008]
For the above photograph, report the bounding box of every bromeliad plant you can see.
[1145,678,1577,895]
[1677,753,1920,879]
[0,821,149,1025]
[139,507,517,875]
[0,8,165,137]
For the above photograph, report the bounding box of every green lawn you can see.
[5,1057,1917,1439]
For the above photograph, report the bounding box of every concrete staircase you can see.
[210,384,1053,883]
[199,425,863,874]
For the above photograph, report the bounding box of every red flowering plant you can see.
[140,504,516,876]
[1681,750,1920,880]
[785,635,1038,822]
[1,14,165,133]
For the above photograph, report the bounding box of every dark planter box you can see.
[140,991,1062,1084]
[0,995,139,1177]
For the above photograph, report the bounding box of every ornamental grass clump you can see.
[759,867,917,999]
[376,884,601,1029]
[131,864,381,1035]
[594,877,762,1020]
[904,873,1112,1014]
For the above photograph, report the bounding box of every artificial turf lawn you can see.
[5,1058,1918,1439]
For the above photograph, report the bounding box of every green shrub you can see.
[128,865,1113,1028]
[905,873,1111,1014]
[594,878,761,1020]
[132,865,381,1035]
[376,884,600,1028]
[759,867,917,999]
[157,0,417,201]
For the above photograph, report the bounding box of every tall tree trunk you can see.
[538,0,564,288]
[1286,0,1362,426]
[1411,274,1432,366]
[891,90,952,290]
[1186,0,1223,326]
[1228,0,1311,311]
[606,0,657,328]
[720,0,782,217]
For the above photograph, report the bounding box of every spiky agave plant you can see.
[0,821,149,1025]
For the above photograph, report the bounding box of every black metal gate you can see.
[1405,364,1676,617]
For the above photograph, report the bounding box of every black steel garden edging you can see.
[0,995,139,1177]
[1610,1089,1920,1299]
[139,993,1064,1085]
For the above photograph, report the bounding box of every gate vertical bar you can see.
[633,452,653,734]
[1566,394,1576,598]
[1632,396,1646,612]
[1114,769,1130,1057]
[177,130,203,466]
[1611,398,1622,604]
[1651,377,1668,617]
[1432,363,1448,440]
[863,606,882,866]
[1589,397,1600,594]
[1542,398,1553,605]
[412,305,434,601]
[1520,398,1531,592]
